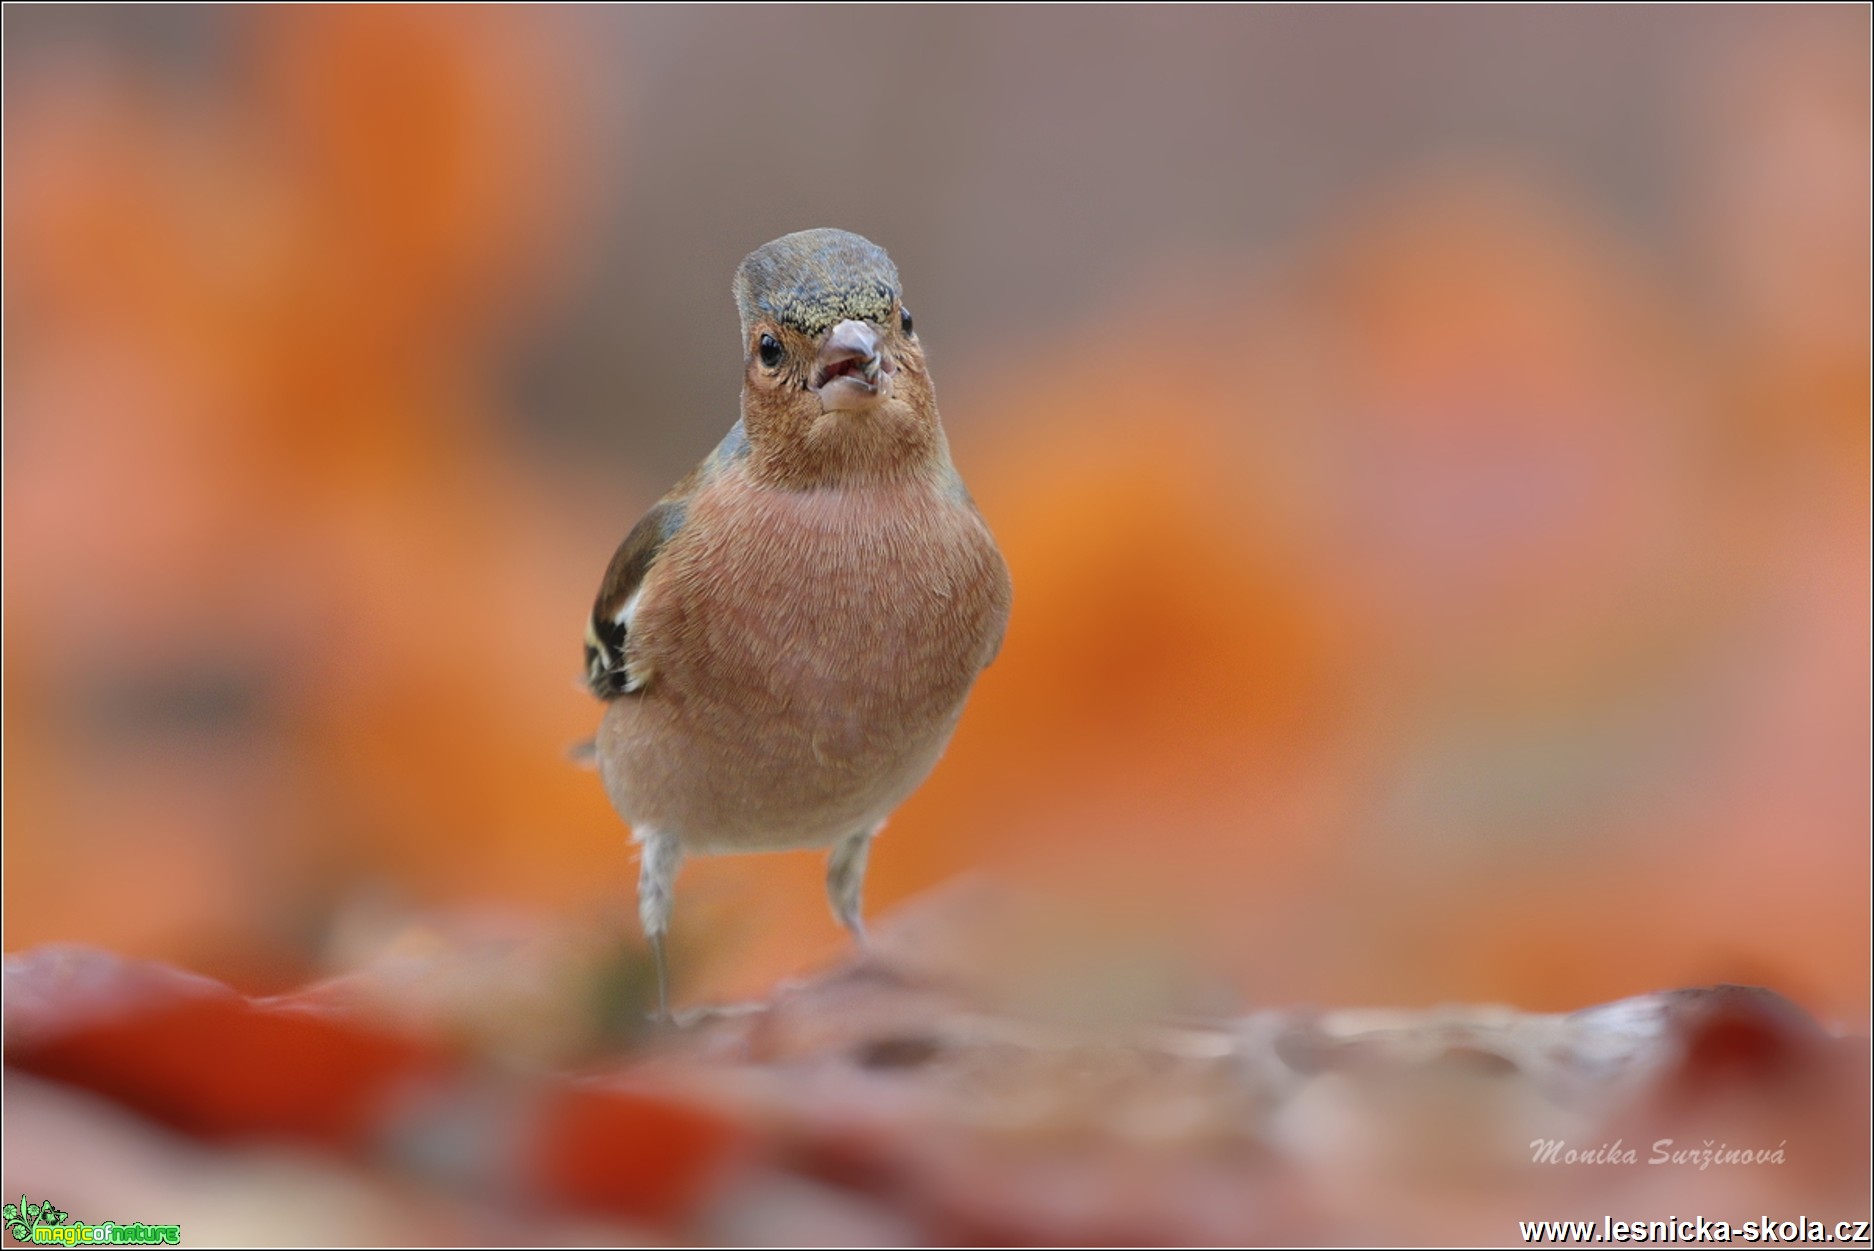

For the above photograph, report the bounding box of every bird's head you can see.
[733,229,943,488]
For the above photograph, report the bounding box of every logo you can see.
[3,1200,66,1243]
[3,1197,180,1246]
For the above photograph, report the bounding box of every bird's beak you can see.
[811,319,893,411]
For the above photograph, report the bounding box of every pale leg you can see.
[826,823,882,946]
[637,829,683,1019]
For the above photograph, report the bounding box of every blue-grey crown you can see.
[734,229,901,339]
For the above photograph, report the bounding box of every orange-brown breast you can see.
[597,464,1010,854]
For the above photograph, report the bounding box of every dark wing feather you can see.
[584,422,751,700]
[584,496,687,698]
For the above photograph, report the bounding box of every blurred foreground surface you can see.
[5,884,1868,1247]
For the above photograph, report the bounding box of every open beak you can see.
[811,319,893,411]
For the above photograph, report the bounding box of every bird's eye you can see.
[758,334,783,368]
[899,307,914,336]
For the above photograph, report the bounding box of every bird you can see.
[583,228,1012,1018]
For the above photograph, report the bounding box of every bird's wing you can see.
[583,421,746,699]
[583,496,684,698]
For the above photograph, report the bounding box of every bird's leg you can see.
[636,829,683,1020]
[826,823,882,949]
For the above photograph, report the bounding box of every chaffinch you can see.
[584,229,1012,1017]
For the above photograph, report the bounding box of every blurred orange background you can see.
[5,6,1868,1021]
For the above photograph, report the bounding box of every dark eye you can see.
[899,307,914,336]
[758,334,783,368]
